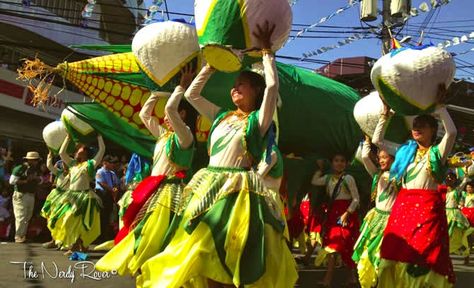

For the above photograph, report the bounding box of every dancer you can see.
[41,151,70,249]
[352,106,399,287]
[95,66,196,276]
[138,21,297,288]
[378,85,457,287]
[51,135,105,253]
[444,171,472,257]
[462,181,474,264]
[312,154,360,287]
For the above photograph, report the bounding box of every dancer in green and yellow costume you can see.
[352,105,400,288]
[95,67,196,276]
[50,134,105,253]
[138,22,297,288]
[41,151,70,249]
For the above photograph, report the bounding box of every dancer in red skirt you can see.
[312,155,360,287]
[378,86,457,287]
[462,181,474,264]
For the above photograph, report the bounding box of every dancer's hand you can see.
[340,211,350,227]
[253,20,276,50]
[180,64,195,89]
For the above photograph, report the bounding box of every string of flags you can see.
[300,0,452,60]
[437,33,474,49]
[301,30,376,60]
[143,0,165,25]
[287,0,359,45]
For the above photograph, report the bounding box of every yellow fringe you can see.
[17,57,67,106]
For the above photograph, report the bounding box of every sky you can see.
[154,0,474,79]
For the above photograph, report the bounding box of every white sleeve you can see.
[139,92,167,139]
[92,136,106,168]
[46,153,58,176]
[372,114,399,153]
[436,107,457,163]
[311,171,326,186]
[165,86,194,149]
[346,175,360,213]
[9,175,19,185]
[258,53,278,136]
[361,141,378,177]
[184,66,221,122]
[59,137,73,166]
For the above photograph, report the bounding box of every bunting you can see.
[143,0,165,25]
[287,0,359,45]
[300,0,451,59]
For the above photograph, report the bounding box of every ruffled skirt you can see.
[352,208,390,288]
[137,167,298,288]
[95,176,183,276]
[48,189,102,248]
[379,188,455,287]
[315,200,360,269]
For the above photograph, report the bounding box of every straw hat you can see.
[24,151,40,160]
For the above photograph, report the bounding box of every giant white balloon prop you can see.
[353,91,413,144]
[132,20,200,86]
[370,45,455,115]
[42,121,68,154]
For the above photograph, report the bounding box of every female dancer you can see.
[95,67,196,276]
[378,85,457,287]
[312,154,360,287]
[41,151,70,249]
[138,21,297,288]
[352,105,399,287]
[52,134,105,253]
[444,172,472,256]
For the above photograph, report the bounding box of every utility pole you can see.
[381,0,391,55]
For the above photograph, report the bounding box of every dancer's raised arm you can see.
[184,65,220,122]
[361,136,378,177]
[140,91,168,139]
[254,21,278,136]
[59,135,73,166]
[165,66,195,149]
[92,135,105,167]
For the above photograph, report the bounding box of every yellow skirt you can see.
[49,190,101,248]
[96,181,181,276]
[137,167,298,288]
[378,260,453,288]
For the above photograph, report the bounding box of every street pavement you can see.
[1,241,474,287]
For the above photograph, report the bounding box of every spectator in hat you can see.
[9,151,41,243]
[95,155,120,242]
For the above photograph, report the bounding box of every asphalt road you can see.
[1,242,474,287]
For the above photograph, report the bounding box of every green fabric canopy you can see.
[66,103,155,158]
